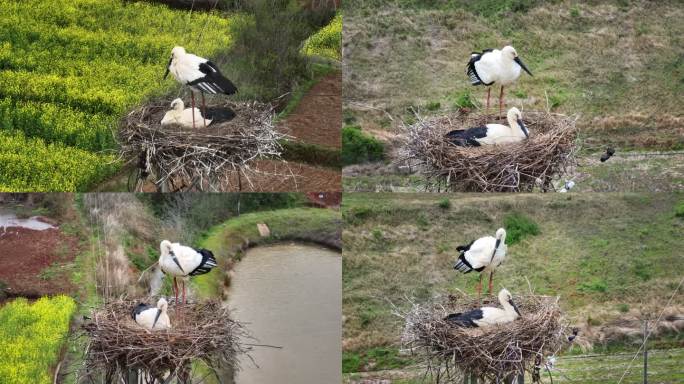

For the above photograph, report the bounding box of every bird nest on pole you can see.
[80,299,252,383]
[399,293,567,383]
[119,99,286,191]
[402,111,578,192]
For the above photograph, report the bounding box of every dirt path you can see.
[281,72,342,149]
[0,223,80,299]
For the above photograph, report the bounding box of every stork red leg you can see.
[182,280,186,305]
[191,91,196,129]
[201,93,207,128]
[173,277,179,305]
[477,274,483,299]
[488,271,494,295]
[499,85,505,118]
[486,87,491,111]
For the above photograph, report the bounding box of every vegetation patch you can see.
[0,0,231,191]
[503,212,540,245]
[0,295,76,384]
[302,12,342,61]
[342,126,385,166]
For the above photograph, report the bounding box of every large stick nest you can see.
[400,293,567,382]
[80,299,252,382]
[402,111,578,192]
[119,99,286,191]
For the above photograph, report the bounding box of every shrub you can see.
[0,295,76,384]
[674,201,684,218]
[342,126,385,166]
[437,198,451,209]
[227,0,335,101]
[503,212,540,245]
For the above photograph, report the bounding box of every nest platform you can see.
[403,111,578,192]
[401,293,567,382]
[81,299,251,382]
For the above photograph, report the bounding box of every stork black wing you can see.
[445,309,483,327]
[189,248,218,276]
[466,49,494,86]
[445,126,487,147]
[131,303,150,320]
[188,61,238,95]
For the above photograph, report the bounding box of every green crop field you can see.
[303,12,342,61]
[0,0,232,191]
[0,295,76,384]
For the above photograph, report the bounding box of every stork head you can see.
[170,98,184,111]
[498,288,521,317]
[164,46,186,80]
[507,107,529,138]
[157,297,168,312]
[495,227,506,241]
[502,45,518,59]
[503,45,533,76]
[160,240,172,257]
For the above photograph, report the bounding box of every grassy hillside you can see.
[0,0,231,191]
[342,193,684,371]
[344,0,682,147]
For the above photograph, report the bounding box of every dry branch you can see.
[402,111,578,192]
[119,99,287,191]
[400,293,568,382]
[80,300,252,382]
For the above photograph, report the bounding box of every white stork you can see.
[466,45,533,115]
[444,288,520,327]
[453,228,507,297]
[160,98,212,129]
[132,297,171,330]
[445,107,529,147]
[158,240,217,304]
[163,46,237,128]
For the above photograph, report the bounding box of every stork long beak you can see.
[170,252,185,273]
[514,57,533,76]
[152,308,162,329]
[163,56,172,80]
[510,299,521,317]
[494,238,502,250]
[517,118,529,138]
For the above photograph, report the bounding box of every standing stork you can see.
[163,46,237,128]
[159,240,217,305]
[444,288,521,327]
[445,107,529,146]
[466,45,533,115]
[453,228,507,297]
[132,298,171,330]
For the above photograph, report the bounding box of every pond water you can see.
[0,213,55,231]
[227,244,341,384]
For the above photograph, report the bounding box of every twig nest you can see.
[403,111,578,192]
[119,99,286,190]
[81,300,251,381]
[400,293,567,382]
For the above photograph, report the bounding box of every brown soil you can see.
[280,72,342,149]
[0,224,80,299]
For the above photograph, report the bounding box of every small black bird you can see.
[600,147,615,162]
[568,327,579,342]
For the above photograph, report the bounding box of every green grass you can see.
[193,207,341,298]
[344,0,684,153]
[342,193,684,357]
[0,296,77,384]
[503,212,540,245]
[342,126,385,166]
[280,139,341,168]
[0,0,233,191]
